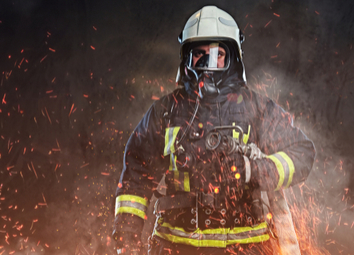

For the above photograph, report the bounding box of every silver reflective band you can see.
[116,201,147,212]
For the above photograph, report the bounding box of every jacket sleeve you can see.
[113,98,168,235]
[251,95,316,191]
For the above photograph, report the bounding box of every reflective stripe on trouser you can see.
[115,195,148,220]
[267,152,295,191]
[153,222,270,247]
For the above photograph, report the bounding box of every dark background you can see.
[0,0,353,254]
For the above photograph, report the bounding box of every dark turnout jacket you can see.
[114,85,315,254]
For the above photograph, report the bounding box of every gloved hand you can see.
[113,230,144,255]
[221,143,264,186]
[239,142,265,160]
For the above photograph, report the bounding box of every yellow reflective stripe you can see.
[156,231,269,247]
[232,123,251,144]
[116,195,148,206]
[164,128,170,156]
[227,234,269,245]
[242,125,251,144]
[267,154,284,191]
[155,231,221,247]
[232,122,239,140]
[164,127,180,156]
[115,207,146,219]
[154,222,269,247]
[169,153,177,171]
[158,222,268,235]
[174,171,180,191]
[229,222,268,234]
[278,151,295,188]
[184,172,190,192]
[171,171,190,192]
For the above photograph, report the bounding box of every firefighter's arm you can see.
[113,99,167,252]
[250,98,316,191]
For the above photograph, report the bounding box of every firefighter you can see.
[113,6,315,255]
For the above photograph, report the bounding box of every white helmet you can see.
[176,6,246,87]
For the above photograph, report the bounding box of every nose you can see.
[195,54,210,68]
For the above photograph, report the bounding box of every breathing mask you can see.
[185,42,230,99]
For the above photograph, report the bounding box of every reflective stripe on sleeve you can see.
[115,195,148,219]
[153,222,269,247]
[277,152,295,188]
[267,151,295,190]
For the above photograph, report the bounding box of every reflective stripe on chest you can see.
[232,122,251,144]
[164,126,190,192]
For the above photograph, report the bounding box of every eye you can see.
[192,50,205,58]
[218,51,226,58]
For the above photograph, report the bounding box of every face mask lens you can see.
[188,42,229,71]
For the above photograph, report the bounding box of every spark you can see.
[40,55,47,63]
[30,162,38,179]
[44,107,52,124]
[2,94,6,104]
[68,104,75,116]
[264,20,272,28]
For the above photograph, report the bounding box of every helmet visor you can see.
[187,42,230,71]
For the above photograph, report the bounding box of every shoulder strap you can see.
[162,90,178,128]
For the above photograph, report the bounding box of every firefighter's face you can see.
[191,44,226,68]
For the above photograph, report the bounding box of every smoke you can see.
[0,0,353,254]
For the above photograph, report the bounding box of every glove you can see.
[222,142,264,186]
[239,143,265,160]
[113,230,143,255]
